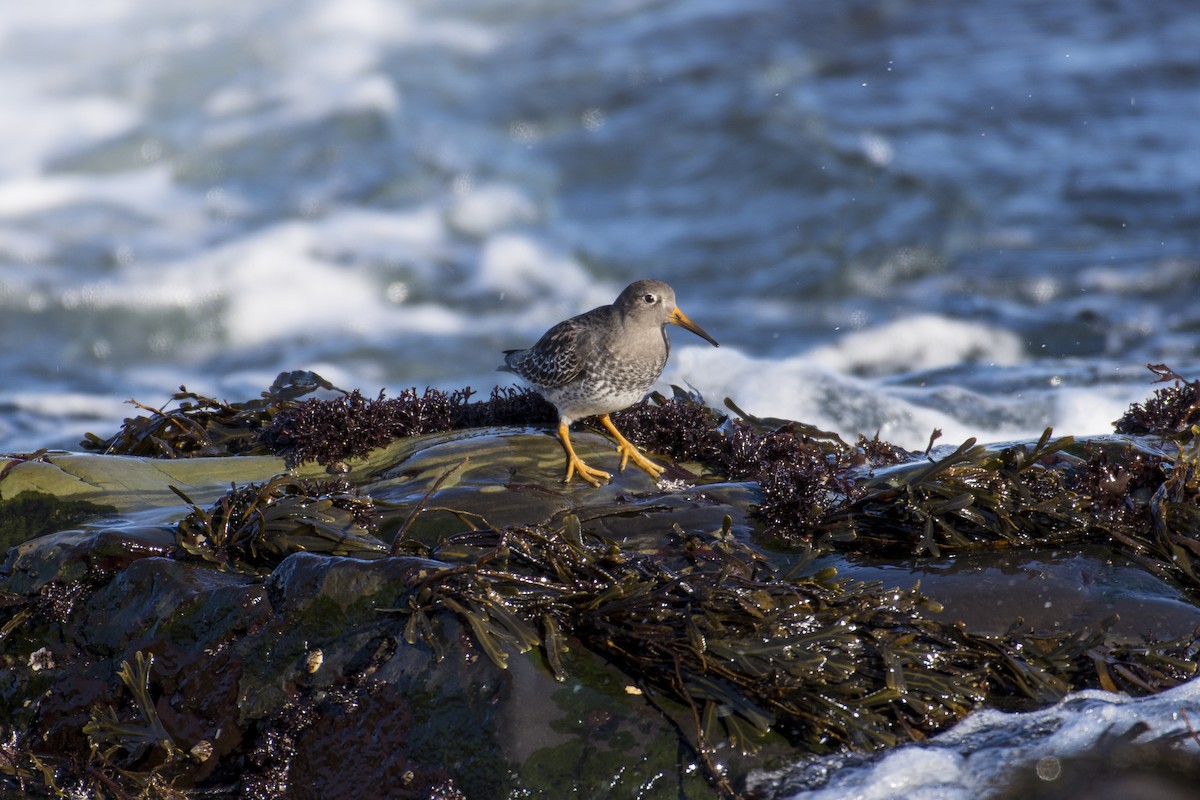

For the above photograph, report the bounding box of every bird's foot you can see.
[614,439,665,478]
[558,420,611,487]
[565,453,612,487]
[598,413,664,479]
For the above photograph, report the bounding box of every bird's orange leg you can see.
[558,420,612,486]
[599,414,664,478]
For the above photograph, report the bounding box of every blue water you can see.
[1,0,1197,455]
[1,1,1199,793]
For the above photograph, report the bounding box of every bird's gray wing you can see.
[505,312,600,388]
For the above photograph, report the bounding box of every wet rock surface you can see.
[2,373,1200,798]
[1,437,762,798]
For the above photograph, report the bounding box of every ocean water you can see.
[756,679,1200,799]
[2,0,1199,795]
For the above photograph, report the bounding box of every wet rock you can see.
[3,525,175,595]
[2,398,1200,798]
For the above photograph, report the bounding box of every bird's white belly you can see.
[543,374,654,422]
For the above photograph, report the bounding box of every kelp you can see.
[79,367,1200,592]
[602,371,1199,568]
[1146,436,1200,586]
[173,476,387,574]
[1114,363,1200,440]
[81,370,556,465]
[8,367,1200,799]
[1,651,229,800]
[385,519,1199,796]
[0,652,197,799]
[804,428,1200,598]
[82,651,200,794]
[819,430,1084,556]
[259,385,554,468]
[606,389,895,537]
[80,371,877,537]
[79,370,339,458]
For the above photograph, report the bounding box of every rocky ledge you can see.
[2,366,1199,799]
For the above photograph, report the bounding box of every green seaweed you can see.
[819,429,1083,555]
[384,519,1199,798]
[0,490,117,551]
[1146,436,1200,588]
[173,475,386,575]
[18,364,1200,799]
[83,652,185,768]
[80,370,338,458]
[1,651,208,800]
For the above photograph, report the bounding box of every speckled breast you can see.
[546,345,668,420]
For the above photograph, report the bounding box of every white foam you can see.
[0,93,138,177]
[310,206,451,269]
[808,314,1026,377]
[0,0,148,176]
[0,391,132,421]
[448,183,539,238]
[668,345,1027,450]
[0,0,133,34]
[19,203,466,359]
[476,233,606,305]
[1051,382,1151,440]
[0,166,180,217]
[772,678,1200,799]
[194,0,497,148]
[195,221,466,346]
[304,0,497,55]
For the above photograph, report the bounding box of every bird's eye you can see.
[642,293,657,304]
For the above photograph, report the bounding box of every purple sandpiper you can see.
[501,279,719,486]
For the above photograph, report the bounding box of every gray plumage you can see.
[501,279,718,425]
[500,278,718,485]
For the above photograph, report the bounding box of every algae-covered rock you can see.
[0,489,118,554]
[2,371,1200,799]
[0,451,306,521]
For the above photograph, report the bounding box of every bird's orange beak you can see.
[670,307,719,347]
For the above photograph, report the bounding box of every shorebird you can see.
[501,279,719,486]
